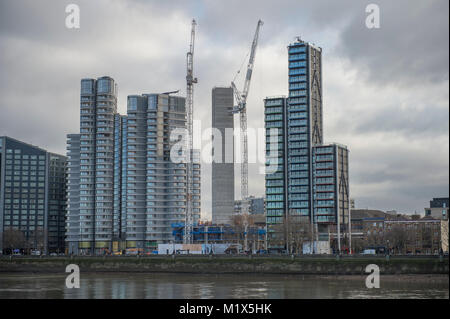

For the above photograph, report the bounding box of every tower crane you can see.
[184,19,197,244]
[231,19,263,251]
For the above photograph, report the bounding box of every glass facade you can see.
[264,97,287,229]
[264,40,349,251]
[287,40,322,220]
[0,136,67,254]
[47,153,67,253]
[312,144,350,243]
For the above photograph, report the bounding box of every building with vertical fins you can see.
[264,39,350,252]
[66,78,201,255]
[312,143,350,247]
[211,87,235,225]
[286,39,322,222]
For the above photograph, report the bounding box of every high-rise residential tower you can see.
[0,136,67,254]
[312,143,350,246]
[211,87,235,225]
[265,96,288,232]
[113,114,127,243]
[66,82,201,254]
[264,39,349,252]
[286,39,323,221]
[66,134,80,253]
[67,81,201,254]
[125,93,201,250]
[66,76,119,255]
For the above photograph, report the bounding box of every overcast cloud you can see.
[0,0,448,219]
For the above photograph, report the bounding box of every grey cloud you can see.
[347,134,449,213]
[330,102,450,139]
[0,0,448,217]
[337,0,449,87]
[355,106,449,137]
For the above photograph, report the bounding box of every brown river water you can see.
[0,273,448,299]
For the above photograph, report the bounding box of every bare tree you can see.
[286,216,312,254]
[222,224,238,245]
[29,227,46,253]
[352,237,366,254]
[269,223,286,251]
[367,231,384,247]
[230,214,244,246]
[3,228,26,254]
[421,226,433,253]
[268,216,312,254]
[385,225,413,254]
[230,214,254,251]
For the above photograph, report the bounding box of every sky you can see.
[0,0,448,219]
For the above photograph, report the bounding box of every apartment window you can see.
[128,97,137,111]
[97,79,111,93]
[81,80,94,94]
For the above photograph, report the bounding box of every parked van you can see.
[362,249,376,255]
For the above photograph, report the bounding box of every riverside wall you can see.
[0,256,448,275]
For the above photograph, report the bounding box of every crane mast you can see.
[232,19,263,216]
[231,20,263,252]
[184,19,197,244]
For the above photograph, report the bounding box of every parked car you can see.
[224,245,242,255]
[31,250,41,256]
[12,249,21,256]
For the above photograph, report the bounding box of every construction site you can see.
[181,19,266,253]
[59,16,352,256]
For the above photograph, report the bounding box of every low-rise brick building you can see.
[350,209,448,254]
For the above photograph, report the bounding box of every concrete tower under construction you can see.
[211,87,235,225]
